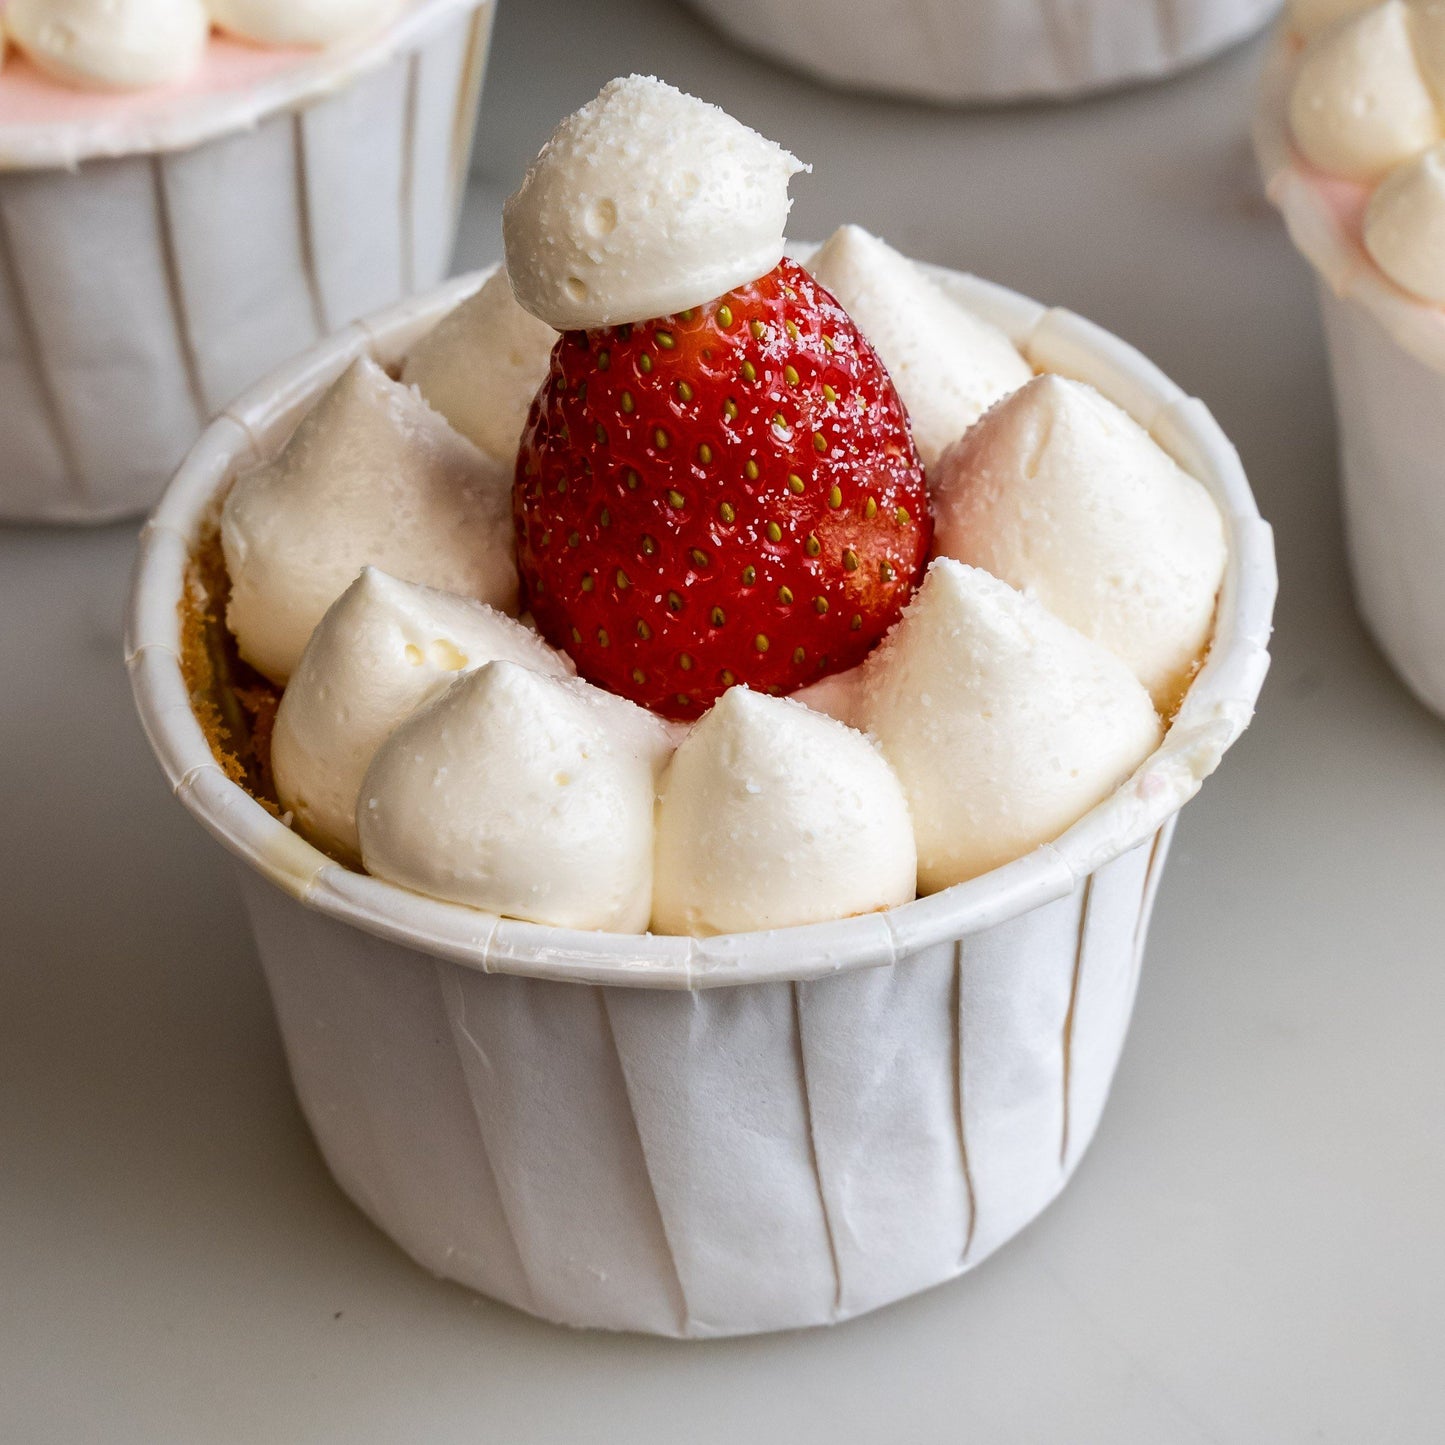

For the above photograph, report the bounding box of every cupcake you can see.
[128,77,1275,1335]
[0,0,493,525]
[1256,0,1445,716]
[680,0,1282,104]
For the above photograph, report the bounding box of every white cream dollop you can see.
[1287,0,1383,37]
[358,661,673,932]
[502,75,807,330]
[1288,1,1442,182]
[7,0,209,90]
[857,560,1163,892]
[806,225,1032,469]
[930,375,1226,713]
[1412,2,1445,107]
[206,0,400,46]
[651,688,916,937]
[401,269,558,463]
[222,356,518,686]
[1363,141,1445,299]
[271,569,573,864]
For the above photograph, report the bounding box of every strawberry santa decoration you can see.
[503,76,931,719]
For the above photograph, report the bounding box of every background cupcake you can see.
[679,0,1282,104]
[1255,0,1445,717]
[0,0,494,525]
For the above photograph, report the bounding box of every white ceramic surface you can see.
[124,264,1274,1335]
[0,0,494,526]
[1255,28,1445,718]
[681,0,1282,104]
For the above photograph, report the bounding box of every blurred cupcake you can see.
[679,0,1281,104]
[1255,0,1445,716]
[0,0,494,524]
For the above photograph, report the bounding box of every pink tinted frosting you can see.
[1276,27,1375,242]
[0,36,310,127]
[1305,166,1373,247]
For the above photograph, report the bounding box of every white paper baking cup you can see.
[0,0,494,526]
[680,0,1280,104]
[1255,31,1445,718]
[125,264,1275,1337]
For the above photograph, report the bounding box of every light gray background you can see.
[4,1,1444,1440]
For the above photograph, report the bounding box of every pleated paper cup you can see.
[126,265,1275,1337]
[1255,31,1445,718]
[680,0,1280,104]
[0,0,494,527]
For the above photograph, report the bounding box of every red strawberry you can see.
[513,258,931,720]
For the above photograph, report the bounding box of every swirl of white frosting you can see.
[1287,0,1380,37]
[359,661,673,932]
[503,75,807,330]
[1288,1,1442,182]
[401,269,558,463]
[7,0,210,91]
[1286,2,1445,302]
[1411,1,1445,109]
[806,225,1032,469]
[221,355,518,686]
[857,560,1163,892]
[272,568,573,864]
[206,0,401,47]
[930,374,1227,713]
[651,688,917,936]
[1363,141,1445,300]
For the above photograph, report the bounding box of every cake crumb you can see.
[179,520,284,814]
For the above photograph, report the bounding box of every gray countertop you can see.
[4,1,1444,1440]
